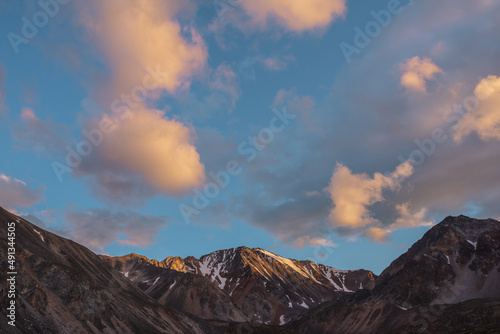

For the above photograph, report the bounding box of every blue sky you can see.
[1,0,499,274]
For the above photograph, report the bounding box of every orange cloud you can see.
[326,161,413,229]
[399,56,443,92]
[294,236,336,248]
[393,202,433,229]
[79,0,207,96]
[362,227,389,243]
[240,0,346,32]
[453,75,500,142]
[94,106,205,194]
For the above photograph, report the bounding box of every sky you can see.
[0,0,499,274]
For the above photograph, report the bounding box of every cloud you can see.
[77,106,205,199]
[453,75,500,142]
[243,194,333,247]
[13,108,71,155]
[68,0,208,204]
[398,138,500,220]
[362,227,390,243]
[399,56,443,92]
[239,0,346,32]
[259,55,295,71]
[208,64,241,111]
[392,202,433,229]
[362,203,433,243]
[294,236,336,249]
[174,64,243,122]
[64,206,168,250]
[78,0,207,97]
[239,54,295,81]
[202,1,500,249]
[272,88,318,131]
[326,161,413,229]
[0,174,43,211]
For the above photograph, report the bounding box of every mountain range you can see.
[1,206,499,333]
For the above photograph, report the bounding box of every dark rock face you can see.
[0,207,212,334]
[289,215,500,334]
[373,215,500,307]
[103,247,375,325]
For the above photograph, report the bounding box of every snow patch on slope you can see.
[33,228,45,242]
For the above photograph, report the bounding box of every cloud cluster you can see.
[195,0,500,248]
[66,0,208,203]
[0,173,43,211]
[454,75,500,142]
[64,206,168,250]
[399,56,443,92]
[240,0,346,32]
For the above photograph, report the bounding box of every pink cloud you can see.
[0,173,43,211]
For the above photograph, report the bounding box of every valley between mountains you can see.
[1,206,500,333]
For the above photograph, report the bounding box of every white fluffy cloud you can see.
[399,56,443,92]
[454,75,500,142]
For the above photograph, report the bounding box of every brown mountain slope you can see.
[0,206,213,334]
[103,247,375,325]
[101,254,248,323]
